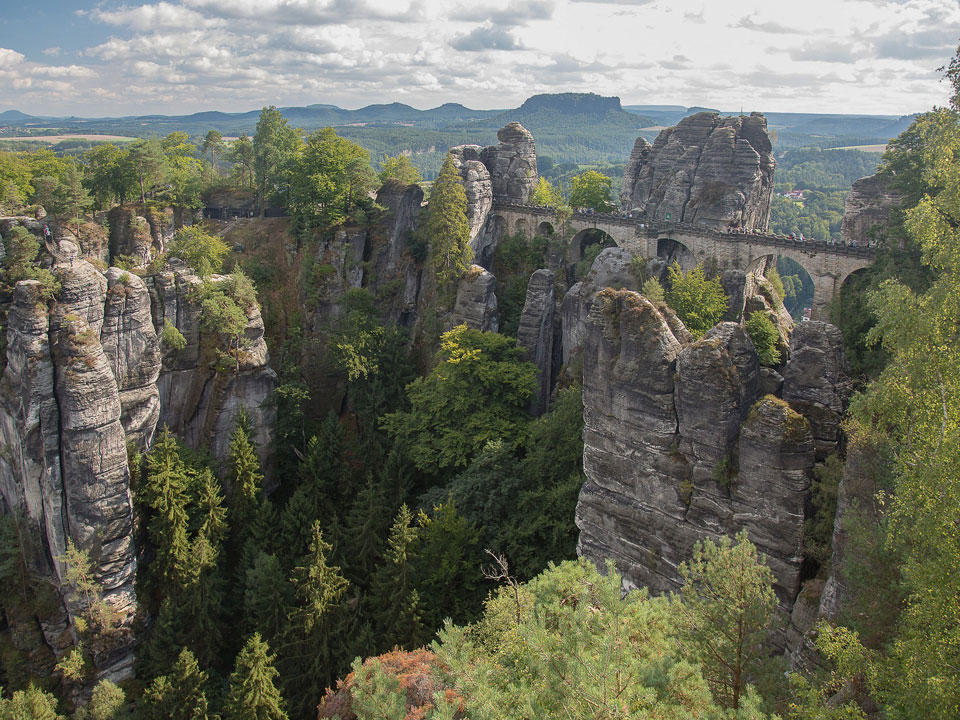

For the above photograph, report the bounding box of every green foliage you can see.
[677,532,778,709]
[253,106,302,214]
[803,455,843,572]
[161,319,187,352]
[641,276,664,303]
[491,231,549,337]
[423,154,472,288]
[382,325,537,476]
[568,169,615,211]
[126,138,169,205]
[529,176,562,206]
[141,648,211,720]
[167,225,229,277]
[77,680,128,720]
[0,685,63,720]
[288,127,376,232]
[368,505,426,650]
[744,313,782,366]
[664,262,728,339]
[224,633,288,720]
[432,558,775,720]
[378,155,421,185]
[1,226,40,291]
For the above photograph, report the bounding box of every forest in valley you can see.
[0,48,959,720]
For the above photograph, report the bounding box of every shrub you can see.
[161,319,187,352]
[641,277,665,303]
[744,312,782,366]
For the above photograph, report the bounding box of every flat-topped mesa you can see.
[576,289,851,621]
[620,111,775,231]
[841,171,903,247]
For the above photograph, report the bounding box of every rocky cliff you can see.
[450,122,538,267]
[841,172,902,247]
[620,112,775,230]
[0,224,277,683]
[575,289,849,628]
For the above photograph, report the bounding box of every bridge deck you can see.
[493,202,875,260]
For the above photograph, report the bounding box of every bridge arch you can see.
[514,218,530,237]
[657,237,697,272]
[537,221,555,237]
[574,228,617,260]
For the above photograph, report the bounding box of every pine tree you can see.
[224,634,288,720]
[141,647,211,720]
[139,598,182,681]
[424,154,472,288]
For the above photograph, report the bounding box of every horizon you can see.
[0,0,957,118]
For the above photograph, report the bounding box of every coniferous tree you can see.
[227,408,264,540]
[280,522,349,719]
[423,154,472,288]
[141,647,211,720]
[343,476,389,586]
[243,552,292,647]
[224,633,288,720]
[369,504,425,649]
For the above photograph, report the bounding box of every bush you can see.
[161,319,187,352]
[744,312,782,366]
[664,262,728,339]
[641,277,665,303]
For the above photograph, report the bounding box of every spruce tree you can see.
[243,552,292,646]
[141,647,211,720]
[280,522,349,719]
[224,634,287,720]
[343,476,389,586]
[424,154,472,288]
[227,408,264,540]
[369,504,425,649]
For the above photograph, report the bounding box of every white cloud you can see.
[92,2,215,31]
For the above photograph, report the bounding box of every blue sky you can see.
[1,0,958,117]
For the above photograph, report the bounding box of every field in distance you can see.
[0,134,137,142]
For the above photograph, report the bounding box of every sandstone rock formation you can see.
[449,265,499,333]
[450,122,538,268]
[560,248,642,365]
[783,321,852,460]
[841,172,902,247]
[517,269,555,416]
[370,181,425,326]
[0,227,277,682]
[576,289,849,619]
[149,262,277,465]
[480,122,538,204]
[448,146,493,248]
[620,112,775,230]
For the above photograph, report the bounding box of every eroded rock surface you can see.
[449,146,493,249]
[576,289,830,617]
[841,172,902,247]
[517,269,555,415]
[620,112,775,230]
[450,266,499,333]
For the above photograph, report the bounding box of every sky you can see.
[0,0,958,117]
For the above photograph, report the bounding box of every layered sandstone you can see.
[620,112,775,230]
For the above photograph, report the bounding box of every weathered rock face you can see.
[575,289,825,615]
[620,112,775,230]
[517,269,555,416]
[148,263,277,466]
[107,206,160,267]
[0,229,278,682]
[452,123,538,268]
[841,172,902,247]
[783,322,851,460]
[481,122,539,204]
[449,146,493,249]
[0,248,140,681]
[370,181,425,326]
[720,269,747,321]
[449,266,499,333]
[560,248,642,365]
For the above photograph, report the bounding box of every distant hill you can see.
[0,110,35,122]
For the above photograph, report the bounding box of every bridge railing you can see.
[491,202,875,259]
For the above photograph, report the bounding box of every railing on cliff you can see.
[492,201,876,259]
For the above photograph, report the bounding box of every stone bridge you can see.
[490,202,875,319]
